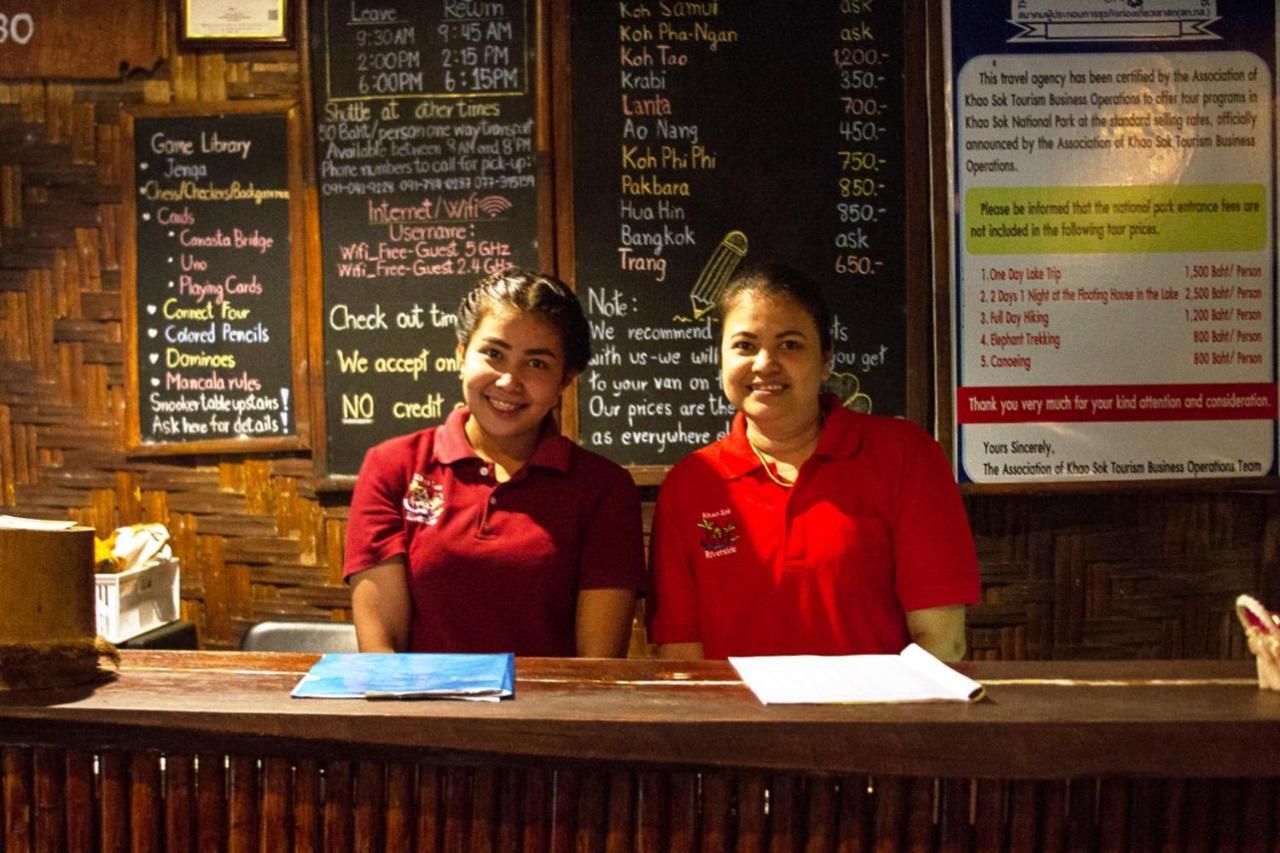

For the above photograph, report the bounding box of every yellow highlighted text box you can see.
[965,185,1267,254]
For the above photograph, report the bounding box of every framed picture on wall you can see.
[179,0,292,49]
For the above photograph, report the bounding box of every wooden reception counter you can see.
[2,653,1278,851]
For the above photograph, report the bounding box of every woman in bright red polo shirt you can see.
[345,270,645,656]
[648,264,979,661]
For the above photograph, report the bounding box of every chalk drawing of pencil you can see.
[675,230,748,323]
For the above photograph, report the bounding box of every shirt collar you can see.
[712,394,864,479]
[434,406,571,473]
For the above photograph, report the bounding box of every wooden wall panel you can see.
[0,0,1275,655]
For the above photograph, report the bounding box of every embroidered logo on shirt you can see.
[697,508,739,559]
[403,473,445,526]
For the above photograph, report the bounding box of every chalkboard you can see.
[123,103,308,454]
[567,1,919,472]
[308,0,542,480]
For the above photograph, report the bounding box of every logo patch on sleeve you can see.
[403,473,446,525]
[697,508,739,558]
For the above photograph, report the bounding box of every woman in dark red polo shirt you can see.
[345,270,645,656]
[648,264,979,661]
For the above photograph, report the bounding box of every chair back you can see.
[239,620,358,653]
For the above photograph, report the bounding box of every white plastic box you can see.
[95,557,180,643]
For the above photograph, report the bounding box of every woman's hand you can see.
[905,605,967,661]
[350,558,412,652]
[575,588,638,657]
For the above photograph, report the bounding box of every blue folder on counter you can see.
[291,653,515,701]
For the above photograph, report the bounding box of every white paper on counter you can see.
[730,644,985,705]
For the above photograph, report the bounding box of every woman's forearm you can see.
[350,559,412,652]
[905,605,967,661]
[575,588,638,657]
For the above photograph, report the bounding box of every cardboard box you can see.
[95,558,180,643]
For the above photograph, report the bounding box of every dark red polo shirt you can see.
[648,397,980,659]
[345,407,645,655]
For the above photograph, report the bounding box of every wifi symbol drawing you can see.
[476,195,513,218]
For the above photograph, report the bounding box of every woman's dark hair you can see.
[456,268,592,374]
[717,263,833,353]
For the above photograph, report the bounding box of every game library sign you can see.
[128,109,299,450]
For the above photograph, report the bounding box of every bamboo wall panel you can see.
[965,493,1279,660]
[0,0,1275,655]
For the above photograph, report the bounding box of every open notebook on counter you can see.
[292,653,515,701]
[730,644,985,705]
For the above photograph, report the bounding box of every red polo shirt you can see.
[648,397,980,659]
[345,407,645,655]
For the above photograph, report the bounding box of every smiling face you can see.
[457,305,574,460]
[720,289,831,436]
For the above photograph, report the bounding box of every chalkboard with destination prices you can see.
[569,1,913,471]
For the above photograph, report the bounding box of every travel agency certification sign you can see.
[948,1,1277,483]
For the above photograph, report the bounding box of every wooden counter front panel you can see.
[3,746,1275,852]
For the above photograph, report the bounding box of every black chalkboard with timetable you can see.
[123,103,307,454]
[567,1,915,471]
[309,0,541,480]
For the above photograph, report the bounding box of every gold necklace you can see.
[749,440,795,488]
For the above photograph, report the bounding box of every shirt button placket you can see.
[480,488,498,537]
[783,485,805,564]
[476,462,495,537]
